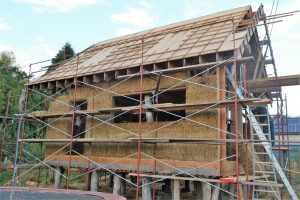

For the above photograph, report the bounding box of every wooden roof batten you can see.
[28,5,265,91]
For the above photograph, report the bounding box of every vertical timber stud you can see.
[172,179,180,200]
[217,64,227,176]
[231,16,240,200]
[67,53,80,189]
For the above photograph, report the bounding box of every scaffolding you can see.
[0,4,299,200]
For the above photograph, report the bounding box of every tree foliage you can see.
[0,51,44,170]
[0,52,27,115]
[51,42,75,66]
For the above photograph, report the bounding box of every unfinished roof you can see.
[30,5,255,86]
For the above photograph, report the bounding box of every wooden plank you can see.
[128,173,277,186]
[21,137,291,144]
[248,74,300,90]
[29,98,271,118]
[19,138,132,143]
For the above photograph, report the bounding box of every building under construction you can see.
[0,4,299,200]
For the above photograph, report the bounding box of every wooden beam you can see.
[20,138,294,144]
[117,57,254,79]
[129,173,275,184]
[29,98,271,118]
[217,66,227,176]
[248,74,300,91]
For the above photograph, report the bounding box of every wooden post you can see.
[113,173,125,195]
[172,179,180,200]
[217,66,227,176]
[211,183,220,200]
[54,166,63,189]
[194,181,202,200]
[90,170,99,192]
[142,177,152,200]
[202,182,212,200]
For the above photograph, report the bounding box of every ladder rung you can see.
[252,114,268,117]
[255,171,274,174]
[252,124,269,126]
[254,189,278,193]
[256,153,269,155]
[256,161,273,165]
[255,180,277,184]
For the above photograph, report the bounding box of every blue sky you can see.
[0,0,299,116]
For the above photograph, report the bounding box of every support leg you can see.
[113,173,125,195]
[172,179,180,200]
[142,177,152,200]
[194,181,203,200]
[90,170,99,192]
[202,182,212,200]
[54,166,64,189]
[211,183,220,200]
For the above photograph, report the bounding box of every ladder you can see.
[249,107,280,200]
[225,67,298,200]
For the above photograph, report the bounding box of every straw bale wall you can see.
[45,71,228,176]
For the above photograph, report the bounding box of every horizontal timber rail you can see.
[247,74,300,92]
[117,56,254,79]
[28,56,254,90]
[128,173,282,187]
[18,138,300,144]
[28,98,270,118]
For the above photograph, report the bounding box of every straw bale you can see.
[45,72,224,174]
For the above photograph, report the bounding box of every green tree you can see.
[51,42,75,66]
[0,51,44,171]
[0,51,27,114]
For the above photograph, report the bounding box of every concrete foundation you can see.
[90,170,99,192]
[172,179,180,200]
[194,181,203,199]
[113,173,125,196]
[202,182,212,200]
[211,183,220,200]
[142,177,152,200]
[54,167,64,189]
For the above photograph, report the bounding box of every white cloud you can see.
[0,37,58,74]
[17,0,105,13]
[111,1,156,36]
[182,0,215,19]
[0,44,15,52]
[0,19,12,30]
[111,6,155,28]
